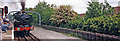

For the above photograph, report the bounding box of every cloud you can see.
[25,0,39,8]
[0,0,119,14]
[41,0,119,14]
[43,0,89,14]
[0,0,22,11]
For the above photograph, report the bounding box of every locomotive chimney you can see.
[21,2,25,13]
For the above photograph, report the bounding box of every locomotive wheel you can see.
[22,30,30,35]
[26,30,30,35]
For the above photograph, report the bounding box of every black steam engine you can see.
[0,2,35,34]
[13,12,34,32]
[13,2,34,33]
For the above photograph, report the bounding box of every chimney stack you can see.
[21,2,25,13]
[21,2,25,10]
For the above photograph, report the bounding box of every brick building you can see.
[79,13,85,17]
[114,1,120,14]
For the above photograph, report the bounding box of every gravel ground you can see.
[30,26,87,41]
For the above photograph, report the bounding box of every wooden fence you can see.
[36,25,120,41]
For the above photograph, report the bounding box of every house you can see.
[114,1,120,14]
[79,13,85,17]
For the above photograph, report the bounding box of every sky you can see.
[26,0,120,14]
[0,0,120,14]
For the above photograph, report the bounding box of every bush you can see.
[49,5,77,27]
[25,1,120,36]
[82,14,120,35]
[67,15,84,29]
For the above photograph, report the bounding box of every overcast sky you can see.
[0,0,120,14]
[25,0,120,14]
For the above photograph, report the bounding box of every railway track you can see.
[14,31,40,41]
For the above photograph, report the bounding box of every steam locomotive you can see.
[1,2,35,34]
[13,12,34,33]
[14,2,34,34]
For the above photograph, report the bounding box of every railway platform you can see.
[1,28,13,41]
[1,22,14,41]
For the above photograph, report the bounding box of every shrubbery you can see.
[49,5,77,27]
[86,1,115,18]
[51,14,120,36]
[26,2,54,25]
[82,14,120,35]
[26,1,120,36]
[66,15,84,29]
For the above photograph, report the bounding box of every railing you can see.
[37,25,120,41]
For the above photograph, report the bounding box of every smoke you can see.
[19,0,26,2]
[0,0,26,11]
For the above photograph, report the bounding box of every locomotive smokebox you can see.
[21,2,25,13]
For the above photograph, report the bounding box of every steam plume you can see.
[0,0,26,11]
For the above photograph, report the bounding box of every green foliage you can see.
[49,5,78,27]
[82,14,120,35]
[67,15,84,29]
[35,2,54,25]
[26,2,54,25]
[25,1,120,36]
[86,1,115,18]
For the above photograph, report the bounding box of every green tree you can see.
[82,14,120,36]
[86,0,115,18]
[25,8,39,24]
[34,2,54,25]
[50,5,78,27]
